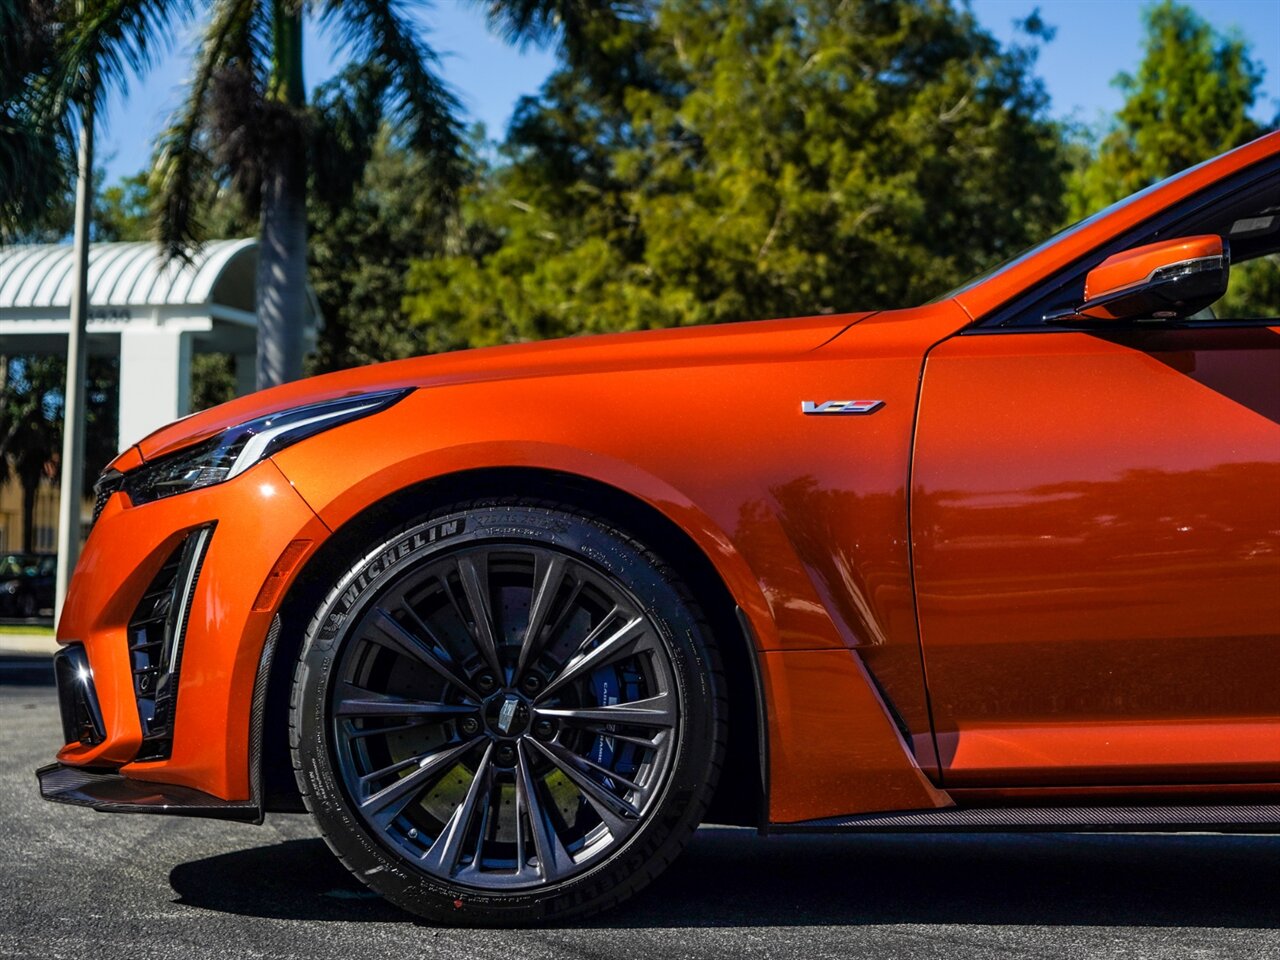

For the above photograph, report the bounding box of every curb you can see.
[0,634,59,658]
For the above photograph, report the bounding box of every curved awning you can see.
[0,238,259,314]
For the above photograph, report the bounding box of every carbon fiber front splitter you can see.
[36,762,260,822]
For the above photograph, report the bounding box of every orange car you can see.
[38,132,1280,925]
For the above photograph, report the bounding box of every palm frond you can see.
[466,0,644,59]
[0,121,69,240]
[49,0,195,117]
[317,0,464,187]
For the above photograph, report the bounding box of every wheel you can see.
[290,499,727,925]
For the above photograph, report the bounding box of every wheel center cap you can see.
[497,696,519,734]
[484,691,530,737]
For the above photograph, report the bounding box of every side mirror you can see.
[1049,235,1229,324]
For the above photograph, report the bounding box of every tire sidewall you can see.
[292,502,721,924]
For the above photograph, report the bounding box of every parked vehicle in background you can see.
[0,553,55,619]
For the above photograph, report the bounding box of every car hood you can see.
[127,311,872,463]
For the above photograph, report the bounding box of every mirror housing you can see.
[1048,235,1230,324]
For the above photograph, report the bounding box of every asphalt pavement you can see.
[3,668,1279,960]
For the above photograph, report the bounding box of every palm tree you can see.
[46,0,461,388]
[0,0,70,239]
[49,0,632,389]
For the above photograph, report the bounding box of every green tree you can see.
[405,0,1070,348]
[0,355,117,550]
[93,169,152,241]
[308,125,463,371]
[1068,0,1267,220]
[1068,0,1277,318]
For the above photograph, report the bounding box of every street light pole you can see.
[54,98,93,625]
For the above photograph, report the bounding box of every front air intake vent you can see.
[127,526,213,761]
[54,645,105,746]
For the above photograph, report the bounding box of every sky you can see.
[96,0,1280,186]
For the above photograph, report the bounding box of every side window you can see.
[1218,250,1280,320]
[988,160,1280,327]
[1190,179,1280,320]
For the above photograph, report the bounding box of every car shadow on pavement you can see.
[168,824,1280,928]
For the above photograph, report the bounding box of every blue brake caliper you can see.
[587,665,644,788]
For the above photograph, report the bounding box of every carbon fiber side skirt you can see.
[773,804,1280,834]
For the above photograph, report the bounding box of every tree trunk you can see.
[256,2,308,390]
[256,152,308,388]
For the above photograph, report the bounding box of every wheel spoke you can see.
[515,552,569,681]
[367,607,479,701]
[512,765,529,881]
[540,578,586,652]
[420,742,494,876]
[549,741,642,793]
[541,615,648,696]
[398,602,458,663]
[516,741,572,882]
[357,753,421,788]
[455,554,505,681]
[525,737,640,837]
[343,720,422,740]
[585,727,664,750]
[335,684,478,720]
[361,737,481,830]
[535,692,676,730]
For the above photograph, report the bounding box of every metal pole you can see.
[54,101,93,624]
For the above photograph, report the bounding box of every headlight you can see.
[122,388,410,506]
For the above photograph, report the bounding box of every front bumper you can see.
[47,458,329,805]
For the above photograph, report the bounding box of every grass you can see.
[0,624,54,636]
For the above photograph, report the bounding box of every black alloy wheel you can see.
[291,500,726,925]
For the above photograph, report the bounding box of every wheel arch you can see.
[258,466,770,829]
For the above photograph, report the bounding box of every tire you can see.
[290,499,727,925]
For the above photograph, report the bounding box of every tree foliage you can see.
[404,0,1070,349]
[308,125,464,371]
[1068,0,1268,220]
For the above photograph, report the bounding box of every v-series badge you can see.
[801,399,885,415]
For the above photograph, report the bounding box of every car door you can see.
[910,165,1280,789]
